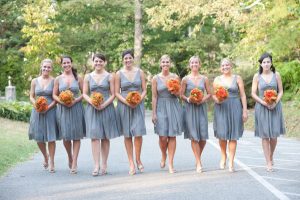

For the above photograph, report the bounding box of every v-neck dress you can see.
[154,76,183,137]
[254,73,285,138]
[183,77,208,141]
[213,75,244,140]
[28,79,59,142]
[85,73,120,139]
[56,77,86,140]
[116,70,146,137]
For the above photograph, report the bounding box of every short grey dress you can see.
[213,75,244,140]
[85,74,120,139]
[56,77,86,140]
[29,79,59,142]
[183,77,208,141]
[116,70,146,137]
[154,76,183,137]
[254,73,285,138]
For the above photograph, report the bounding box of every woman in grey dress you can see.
[53,55,86,174]
[115,49,147,175]
[152,55,182,174]
[29,59,58,173]
[83,53,120,176]
[181,56,211,173]
[251,53,285,172]
[212,58,248,172]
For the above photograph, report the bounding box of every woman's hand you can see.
[242,110,248,122]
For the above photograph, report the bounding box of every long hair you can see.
[258,53,275,74]
[60,55,78,80]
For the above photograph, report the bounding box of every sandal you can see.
[92,169,99,177]
[169,168,176,174]
[70,168,77,174]
[101,168,107,175]
[49,167,55,173]
[128,168,136,176]
[137,164,144,173]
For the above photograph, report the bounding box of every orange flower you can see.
[264,89,277,105]
[126,91,141,106]
[59,90,74,105]
[190,88,204,103]
[167,79,180,94]
[91,92,104,107]
[215,86,228,101]
[35,96,48,112]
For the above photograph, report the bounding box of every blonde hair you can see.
[39,58,53,75]
[189,56,201,67]
[159,54,171,63]
[220,58,232,66]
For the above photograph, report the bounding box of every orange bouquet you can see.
[215,86,228,101]
[126,91,141,106]
[167,79,180,94]
[35,96,48,112]
[59,90,74,105]
[263,89,277,105]
[91,92,104,107]
[189,88,204,103]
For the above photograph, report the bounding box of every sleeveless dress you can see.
[213,75,244,140]
[56,77,86,140]
[29,79,59,142]
[116,70,146,137]
[254,73,285,138]
[154,76,183,137]
[85,74,120,139]
[183,77,208,141]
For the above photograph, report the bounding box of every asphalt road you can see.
[0,111,299,200]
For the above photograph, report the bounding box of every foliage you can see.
[0,0,27,96]
[0,101,32,122]
[21,0,62,77]
[146,0,300,62]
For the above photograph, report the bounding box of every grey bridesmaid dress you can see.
[254,73,285,138]
[56,77,86,140]
[213,75,244,140]
[116,70,146,137]
[85,74,120,139]
[183,77,208,141]
[154,76,183,137]
[28,79,59,142]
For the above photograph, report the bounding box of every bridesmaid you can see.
[152,54,183,174]
[212,58,248,172]
[83,53,120,176]
[251,53,285,172]
[115,49,147,175]
[53,55,86,174]
[181,56,211,173]
[29,59,59,173]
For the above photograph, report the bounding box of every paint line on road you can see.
[283,192,300,197]
[280,152,300,155]
[237,156,300,163]
[262,176,300,183]
[247,165,300,172]
[207,140,290,200]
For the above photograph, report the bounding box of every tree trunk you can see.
[134,0,142,68]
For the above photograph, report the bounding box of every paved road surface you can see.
[0,112,299,200]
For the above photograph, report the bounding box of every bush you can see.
[0,101,32,122]
[277,60,300,103]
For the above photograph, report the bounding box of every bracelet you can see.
[187,98,190,103]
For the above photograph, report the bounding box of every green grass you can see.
[0,118,37,176]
